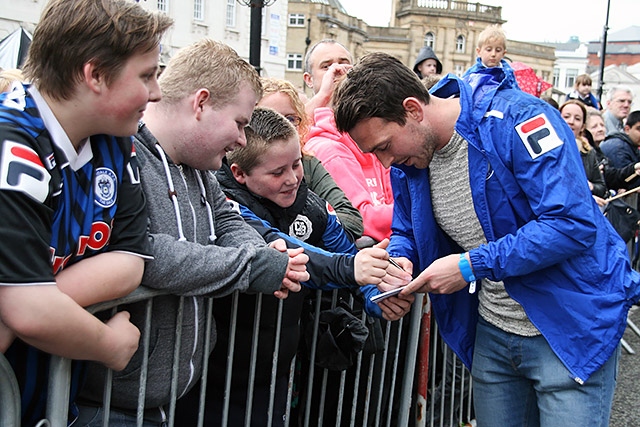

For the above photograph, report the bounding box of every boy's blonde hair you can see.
[159,38,262,109]
[477,24,507,49]
[227,107,298,174]
[0,68,25,93]
[24,0,172,101]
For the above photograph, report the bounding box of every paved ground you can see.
[611,304,640,426]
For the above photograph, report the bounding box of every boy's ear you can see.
[83,62,104,94]
[193,88,212,116]
[230,163,247,184]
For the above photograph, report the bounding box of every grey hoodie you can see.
[413,46,443,78]
[79,124,289,410]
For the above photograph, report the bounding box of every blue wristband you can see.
[458,253,476,283]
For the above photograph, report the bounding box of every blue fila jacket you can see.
[387,67,640,383]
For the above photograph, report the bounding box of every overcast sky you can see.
[338,0,637,43]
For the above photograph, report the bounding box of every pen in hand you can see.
[372,259,409,303]
[371,258,412,303]
[388,257,405,272]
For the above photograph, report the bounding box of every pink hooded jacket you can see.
[305,107,393,242]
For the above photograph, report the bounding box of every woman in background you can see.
[559,100,608,204]
[586,107,640,192]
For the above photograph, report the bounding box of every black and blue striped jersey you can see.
[0,83,150,284]
[0,83,151,426]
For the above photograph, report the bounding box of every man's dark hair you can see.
[626,110,640,129]
[332,52,430,133]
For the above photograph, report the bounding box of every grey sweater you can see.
[79,124,289,410]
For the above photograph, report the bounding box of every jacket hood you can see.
[460,60,519,125]
[306,107,342,141]
[306,108,373,161]
[429,72,494,141]
[135,122,168,162]
[413,46,443,77]
[217,159,309,231]
[604,131,634,146]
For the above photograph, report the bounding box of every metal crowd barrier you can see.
[0,347,20,427]
[0,288,475,427]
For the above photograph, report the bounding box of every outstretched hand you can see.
[400,253,470,296]
[380,254,413,292]
[354,238,391,286]
[305,62,353,114]
[355,238,413,288]
[318,63,352,102]
[269,240,309,299]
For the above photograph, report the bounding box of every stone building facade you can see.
[286,0,555,97]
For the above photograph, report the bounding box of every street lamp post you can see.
[597,0,611,103]
[302,18,312,88]
[236,0,277,75]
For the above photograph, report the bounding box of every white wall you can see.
[0,0,288,77]
[553,43,589,96]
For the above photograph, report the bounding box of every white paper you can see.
[370,286,408,303]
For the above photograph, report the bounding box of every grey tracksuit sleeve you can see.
[134,134,288,297]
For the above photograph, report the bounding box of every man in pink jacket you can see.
[303,40,394,243]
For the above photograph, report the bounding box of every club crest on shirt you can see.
[290,214,313,241]
[515,113,563,159]
[94,167,117,208]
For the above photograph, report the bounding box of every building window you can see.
[553,68,560,87]
[194,0,203,20]
[157,0,167,13]
[287,53,303,71]
[565,69,578,88]
[289,13,305,27]
[455,64,465,77]
[456,35,465,53]
[226,0,236,27]
[424,32,435,48]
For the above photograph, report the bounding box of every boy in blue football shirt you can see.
[0,0,172,424]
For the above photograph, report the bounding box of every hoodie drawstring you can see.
[194,171,217,242]
[154,143,217,243]
[155,144,187,241]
